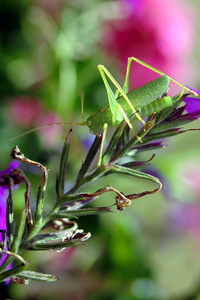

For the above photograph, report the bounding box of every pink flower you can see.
[45,247,76,274]
[170,163,200,251]
[9,96,62,147]
[103,0,196,92]
[180,164,200,198]
[35,111,62,147]
[9,97,42,127]
[171,203,200,251]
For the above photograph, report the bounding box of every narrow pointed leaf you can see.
[15,270,58,282]
[11,209,27,253]
[110,165,161,187]
[0,261,28,282]
[56,130,72,200]
[55,206,113,218]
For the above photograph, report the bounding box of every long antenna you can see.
[10,122,85,142]
[11,95,87,142]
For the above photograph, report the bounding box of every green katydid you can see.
[11,57,198,166]
[90,56,198,135]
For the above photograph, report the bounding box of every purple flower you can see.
[0,160,19,233]
[0,160,19,177]
[81,134,96,151]
[0,161,20,283]
[0,189,7,231]
[158,87,200,133]
[184,87,200,114]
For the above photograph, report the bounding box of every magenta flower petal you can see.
[0,160,20,283]
[0,187,8,274]
[0,161,19,176]
[103,0,195,91]
[0,188,7,231]
[0,160,20,233]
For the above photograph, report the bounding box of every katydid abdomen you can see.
[87,75,171,135]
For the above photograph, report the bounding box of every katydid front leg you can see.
[98,64,144,142]
[97,123,108,167]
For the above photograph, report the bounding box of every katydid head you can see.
[85,114,100,135]
[85,108,105,136]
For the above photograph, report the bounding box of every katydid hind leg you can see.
[129,57,198,96]
[110,101,141,142]
[122,57,133,94]
[116,104,142,142]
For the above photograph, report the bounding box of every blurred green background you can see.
[1,0,200,299]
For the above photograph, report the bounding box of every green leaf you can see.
[0,261,28,283]
[11,209,27,253]
[76,135,101,182]
[110,164,161,187]
[55,206,113,218]
[24,230,91,251]
[15,270,58,282]
[56,130,72,200]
